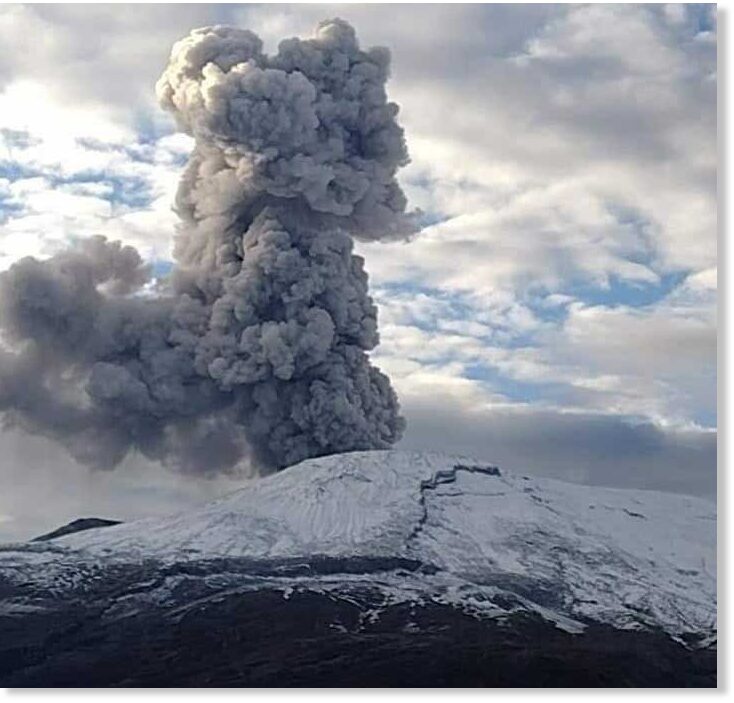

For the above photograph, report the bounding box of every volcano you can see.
[0,451,716,687]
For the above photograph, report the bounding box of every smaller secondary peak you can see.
[32,517,122,543]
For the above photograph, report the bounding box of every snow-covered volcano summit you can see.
[7,451,716,641]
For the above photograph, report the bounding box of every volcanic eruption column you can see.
[0,19,414,474]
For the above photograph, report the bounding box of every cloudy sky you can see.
[0,3,717,540]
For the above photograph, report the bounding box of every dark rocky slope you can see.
[0,558,715,687]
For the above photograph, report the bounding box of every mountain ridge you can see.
[31,517,122,543]
[0,450,717,686]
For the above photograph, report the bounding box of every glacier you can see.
[0,450,716,643]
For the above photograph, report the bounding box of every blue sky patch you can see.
[558,272,687,309]
[151,259,174,278]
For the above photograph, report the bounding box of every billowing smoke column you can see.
[0,19,413,475]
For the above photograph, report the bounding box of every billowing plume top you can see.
[156,18,413,239]
[0,20,412,476]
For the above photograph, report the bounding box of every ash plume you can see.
[0,19,413,474]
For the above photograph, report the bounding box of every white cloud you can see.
[0,101,192,266]
[370,261,715,428]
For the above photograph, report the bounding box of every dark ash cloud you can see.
[0,19,412,474]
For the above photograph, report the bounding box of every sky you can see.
[0,3,717,540]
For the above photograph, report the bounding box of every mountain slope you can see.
[0,450,716,686]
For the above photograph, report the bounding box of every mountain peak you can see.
[40,450,715,639]
[0,450,716,686]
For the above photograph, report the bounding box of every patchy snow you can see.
[0,451,716,638]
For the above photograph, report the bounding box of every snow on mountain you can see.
[0,451,716,639]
